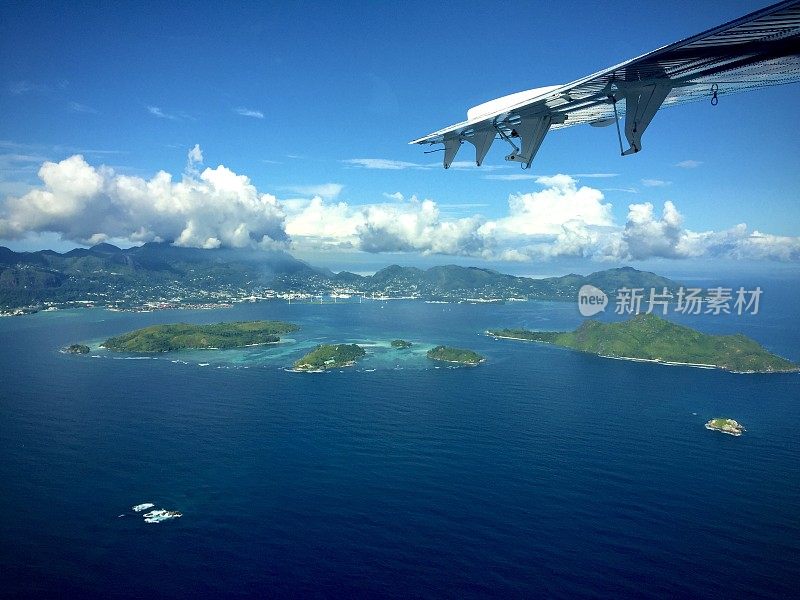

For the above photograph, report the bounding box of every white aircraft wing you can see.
[410,0,800,169]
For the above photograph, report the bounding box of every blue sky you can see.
[1,0,798,275]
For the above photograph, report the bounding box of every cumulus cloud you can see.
[0,146,286,249]
[234,107,264,119]
[2,153,798,263]
[383,192,405,202]
[619,201,686,259]
[597,202,800,262]
[284,195,485,256]
[486,174,613,237]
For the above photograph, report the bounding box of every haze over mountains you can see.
[0,242,678,309]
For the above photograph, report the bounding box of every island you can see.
[391,339,413,349]
[705,418,745,436]
[64,344,90,354]
[487,314,799,373]
[427,345,484,365]
[102,320,299,352]
[293,343,366,371]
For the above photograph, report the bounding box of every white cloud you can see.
[619,200,685,259]
[285,197,363,247]
[147,106,178,120]
[383,192,405,202]
[342,158,429,170]
[0,147,286,249]
[603,187,639,194]
[2,155,797,264]
[486,175,614,237]
[597,201,800,262]
[234,107,264,119]
[284,196,485,255]
[675,160,702,168]
[641,178,671,187]
[185,144,203,177]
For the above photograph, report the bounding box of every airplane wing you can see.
[410,0,800,169]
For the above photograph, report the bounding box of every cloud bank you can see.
[0,147,286,249]
[1,148,798,263]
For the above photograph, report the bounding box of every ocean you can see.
[1,279,799,598]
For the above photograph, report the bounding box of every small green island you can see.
[391,339,413,349]
[102,321,299,352]
[64,344,90,354]
[427,345,484,365]
[293,343,366,371]
[487,314,799,373]
[705,418,745,436]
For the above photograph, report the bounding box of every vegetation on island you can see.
[705,418,745,436]
[65,344,90,354]
[391,339,413,349]
[487,314,799,373]
[426,345,484,365]
[293,344,366,370]
[102,320,298,352]
[1,242,680,311]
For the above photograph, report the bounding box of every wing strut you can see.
[505,115,552,169]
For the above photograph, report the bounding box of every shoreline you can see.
[487,332,798,374]
[290,360,357,373]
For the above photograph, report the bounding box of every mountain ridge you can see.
[0,243,680,309]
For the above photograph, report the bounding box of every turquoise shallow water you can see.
[1,288,799,598]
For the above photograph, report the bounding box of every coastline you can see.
[486,332,798,374]
[290,360,357,373]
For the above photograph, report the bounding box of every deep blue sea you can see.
[2,277,799,599]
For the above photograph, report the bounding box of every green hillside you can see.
[293,344,366,370]
[103,320,298,352]
[427,345,484,365]
[488,314,798,373]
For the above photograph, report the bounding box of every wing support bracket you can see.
[503,115,554,169]
[443,137,462,169]
[465,130,495,166]
[610,81,672,155]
